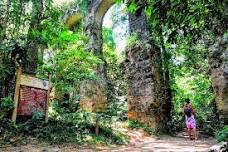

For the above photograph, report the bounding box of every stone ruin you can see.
[65,0,227,128]
[79,0,171,130]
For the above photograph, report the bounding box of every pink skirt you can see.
[185,116,196,129]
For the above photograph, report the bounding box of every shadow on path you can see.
[0,129,216,152]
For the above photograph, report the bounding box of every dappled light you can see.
[0,0,227,151]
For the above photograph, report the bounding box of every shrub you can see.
[216,126,228,142]
[128,120,155,135]
[0,110,128,145]
[0,96,14,119]
[127,33,139,47]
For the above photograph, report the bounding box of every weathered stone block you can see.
[209,34,228,124]
[80,80,107,112]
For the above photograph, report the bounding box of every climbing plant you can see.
[113,0,227,133]
[102,27,127,120]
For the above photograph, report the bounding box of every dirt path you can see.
[96,130,216,152]
[0,130,216,152]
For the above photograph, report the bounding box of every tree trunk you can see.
[23,0,44,75]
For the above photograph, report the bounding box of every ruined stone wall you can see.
[209,34,228,124]
[126,8,169,130]
[80,0,170,130]
[80,0,111,112]
[72,0,225,128]
[79,80,107,112]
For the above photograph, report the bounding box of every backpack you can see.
[185,107,192,117]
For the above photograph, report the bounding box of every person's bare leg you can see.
[190,128,195,140]
[193,128,197,140]
[188,128,191,140]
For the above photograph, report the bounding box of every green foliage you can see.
[128,120,155,135]
[114,0,225,135]
[0,118,89,144]
[102,27,127,121]
[127,33,139,47]
[52,98,80,115]
[0,96,14,111]
[0,111,127,145]
[0,47,16,78]
[216,126,228,142]
[166,32,216,134]
[0,1,128,146]
[31,111,45,121]
[30,6,64,43]
[102,27,116,48]
[88,126,128,145]
[0,0,226,146]
[38,31,101,97]
[127,1,138,13]
[145,0,222,135]
[25,1,102,128]
[144,6,152,17]
[113,0,124,4]
[0,0,63,99]
[0,96,14,119]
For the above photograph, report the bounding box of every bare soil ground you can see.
[0,129,216,152]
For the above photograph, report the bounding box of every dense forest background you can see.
[0,0,227,145]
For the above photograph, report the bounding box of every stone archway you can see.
[80,0,171,130]
[82,0,228,127]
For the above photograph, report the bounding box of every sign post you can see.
[45,74,51,122]
[12,66,22,123]
[11,66,50,123]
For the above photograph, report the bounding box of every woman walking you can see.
[183,98,197,140]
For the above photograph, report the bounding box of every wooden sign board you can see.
[12,67,51,123]
[20,75,49,90]
[17,86,47,116]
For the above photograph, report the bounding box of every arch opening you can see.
[101,3,129,120]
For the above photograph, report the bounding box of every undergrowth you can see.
[128,120,156,135]
[0,117,127,146]
[216,125,228,142]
